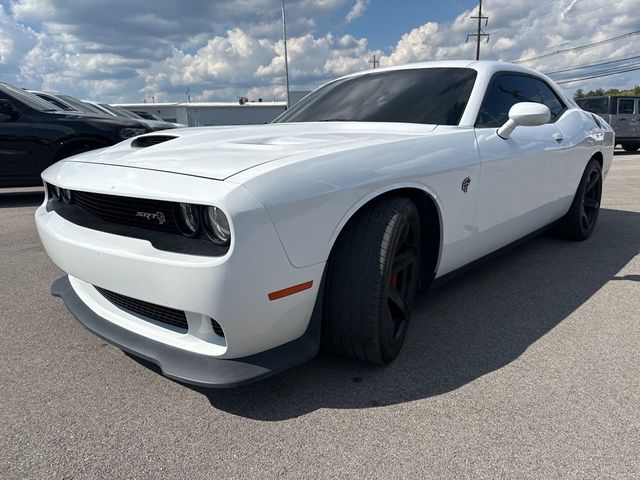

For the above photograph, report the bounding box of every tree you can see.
[574,84,640,98]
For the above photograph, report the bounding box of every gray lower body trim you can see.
[51,275,321,388]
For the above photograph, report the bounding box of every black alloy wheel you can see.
[581,167,602,233]
[557,158,603,241]
[323,196,421,364]
[385,217,419,352]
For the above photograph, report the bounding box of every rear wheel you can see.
[556,158,603,241]
[323,197,421,364]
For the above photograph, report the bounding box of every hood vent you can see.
[131,135,177,148]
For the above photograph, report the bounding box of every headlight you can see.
[119,128,147,139]
[176,203,201,237]
[203,206,231,245]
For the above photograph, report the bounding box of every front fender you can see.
[237,128,480,273]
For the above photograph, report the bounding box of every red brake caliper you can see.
[390,273,398,287]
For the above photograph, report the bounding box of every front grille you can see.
[72,190,181,234]
[95,286,188,330]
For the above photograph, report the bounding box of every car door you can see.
[472,73,568,258]
[0,94,37,180]
[614,98,636,139]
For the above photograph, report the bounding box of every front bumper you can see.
[37,160,326,386]
[52,276,321,387]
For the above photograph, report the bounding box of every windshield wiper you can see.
[317,118,352,122]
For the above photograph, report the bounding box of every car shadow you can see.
[135,208,639,420]
[0,190,44,208]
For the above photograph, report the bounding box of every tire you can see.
[621,143,640,152]
[323,197,421,364]
[556,158,603,241]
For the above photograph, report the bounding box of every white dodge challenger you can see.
[36,61,613,387]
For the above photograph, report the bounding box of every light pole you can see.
[282,0,291,108]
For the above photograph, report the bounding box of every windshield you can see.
[100,104,142,119]
[0,83,59,112]
[274,67,477,125]
[33,93,74,111]
[57,95,108,115]
[135,111,161,121]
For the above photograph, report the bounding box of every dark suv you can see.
[0,82,167,187]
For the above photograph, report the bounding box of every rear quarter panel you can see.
[558,109,614,202]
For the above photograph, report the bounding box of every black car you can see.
[0,82,165,187]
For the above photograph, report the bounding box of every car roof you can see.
[336,60,544,80]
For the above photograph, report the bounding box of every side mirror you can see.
[497,102,551,139]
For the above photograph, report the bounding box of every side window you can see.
[0,92,17,112]
[531,78,566,121]
[618,99,635,114]
[476,74,542,127]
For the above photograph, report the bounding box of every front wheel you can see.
[323,197,421,364]
[621,143,640,152]
[556,158,603,241]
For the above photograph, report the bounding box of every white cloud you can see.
[1,0,639,102]
[376,0,640,93]
[0,5,37,69]
[346,0,369,23]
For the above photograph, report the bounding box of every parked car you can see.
[0,82,157,187]
[132,110,163,121]
[28,90,109,117]
[575,95,640,151]
[37,61,613,387]
[84,100,181,130]
[130,109,186,128]
[27,90,77,112]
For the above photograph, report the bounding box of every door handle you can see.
[553,133,564,143]
[619,118,626,121]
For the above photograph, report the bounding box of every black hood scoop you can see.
[131,135,177,148]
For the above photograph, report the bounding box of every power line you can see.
[369,54,380,69]
[558,61,640,80]
[544,53,640,75]
[514,30,640,64]
[555,64,640,84]
[466,0,489,61]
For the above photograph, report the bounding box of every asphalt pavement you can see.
[1,151,639,479]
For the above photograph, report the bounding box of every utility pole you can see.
[466,0,489,60]
[369,54,380,69]
[281,0,291,109]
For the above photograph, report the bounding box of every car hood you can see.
[69,122,437,180]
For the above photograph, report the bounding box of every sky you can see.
[0,0,639,103]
